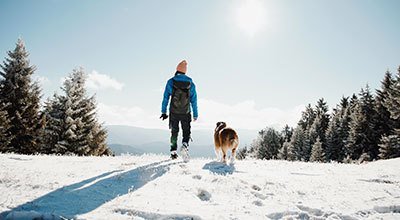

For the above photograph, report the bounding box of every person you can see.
[160,60,198,161]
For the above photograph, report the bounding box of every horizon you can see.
[1,0,399,130]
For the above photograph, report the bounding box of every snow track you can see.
[0,154,399,219]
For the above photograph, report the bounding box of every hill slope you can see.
[0,154,399,219]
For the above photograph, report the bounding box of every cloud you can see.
[97,103,163,129]
[86,71,124,91]
[196,99,304,130]
[97,99,304,131]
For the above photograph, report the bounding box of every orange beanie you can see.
[176,60,187,73]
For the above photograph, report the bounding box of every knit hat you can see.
[176,60,187,73]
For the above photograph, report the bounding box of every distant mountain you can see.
[108,144,144,156]
[106,125,258,158]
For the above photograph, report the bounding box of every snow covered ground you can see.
[0,153,399,220]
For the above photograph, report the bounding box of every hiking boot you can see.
[170,151,178,160]
[180,142,190,162]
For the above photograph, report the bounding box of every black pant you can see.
[169,113,191,151]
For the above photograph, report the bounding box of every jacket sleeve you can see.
[190,81,198,118]
[161,79,173,114]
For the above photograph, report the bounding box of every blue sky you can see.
[0,0,399,130]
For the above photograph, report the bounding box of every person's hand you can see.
[160,113,168,120]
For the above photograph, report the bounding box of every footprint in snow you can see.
[197,189,211,201]
[251,184,261,191]
[252,200,263,206]
[192,175,202,180]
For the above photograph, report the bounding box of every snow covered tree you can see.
[384,66,400,125]
[375,71,395,138]
[296,104,316,161]
[379,135,400,159]
[0,103,11,152]
[251,127,281,160]
[309,98,330,146]
[326,97,350,162]
[346,86,379,160]
[289,126,307,161]
[236,146,248,160]
[88,121,111,156]
[281,124,293,144]
[41,94,64,154]
[278,141,291,160]
[0,39,44,154]
[325,109,342,161]
[55,68,110,156]
[310,137,325,162]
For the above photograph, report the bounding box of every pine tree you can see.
[281,124,293,144]
[309,98,330,145]
[236,146,248,160]
[326,97,350,162]
[346,86,379,160]
[379,135,400,159]
[0,39,43,154]
[251,127,282,160]
[375,71,395,138]
[0,103,11,152]
[88,121,110,155]
[310,137,325,162]
[385,66,400,124]
[41,94,64,154]
[278,141,290,160]
[296,104,316,161]
[325,109,342,161]
[56,68,110,156]
[289,126,306,161]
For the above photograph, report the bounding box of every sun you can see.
[234,0,268,38]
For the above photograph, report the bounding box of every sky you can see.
[0,0,399,130]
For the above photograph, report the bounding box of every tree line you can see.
[238,66,400,162]
[0,39,111,156]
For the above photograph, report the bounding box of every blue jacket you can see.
[161,73,198,118]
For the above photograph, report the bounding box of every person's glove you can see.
[160,113,168,120]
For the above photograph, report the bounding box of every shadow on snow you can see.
[1,159,180,219]
[202,161,235,175]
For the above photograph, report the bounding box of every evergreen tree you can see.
[88,121,111,155]
[0,39,43,154]
[0,103,11,152]
[310,137,325,162]
[375,71,395,138]
[385,66,400,123]
[309,98,330,145]
[251,127,281,160]
[326,97,350,162]
[236,146,248,160]
[379,135,400,159]
[296,104,316,161]
[325,109,342,161]
[278,141,290,160]
[346,86,379,160]
[55,68,110,156]
[41,94,64,154]
[281,124,293,143]
[289,126,306,161]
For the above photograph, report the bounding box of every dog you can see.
[214,122,239,164]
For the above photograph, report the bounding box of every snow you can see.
[0,153,399,220]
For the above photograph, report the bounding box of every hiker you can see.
[160,60,198,161]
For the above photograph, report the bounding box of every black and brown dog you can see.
[214,122,239,163]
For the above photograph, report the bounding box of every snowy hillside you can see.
[0,154,399,220]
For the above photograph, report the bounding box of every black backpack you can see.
[170,80,191,114]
